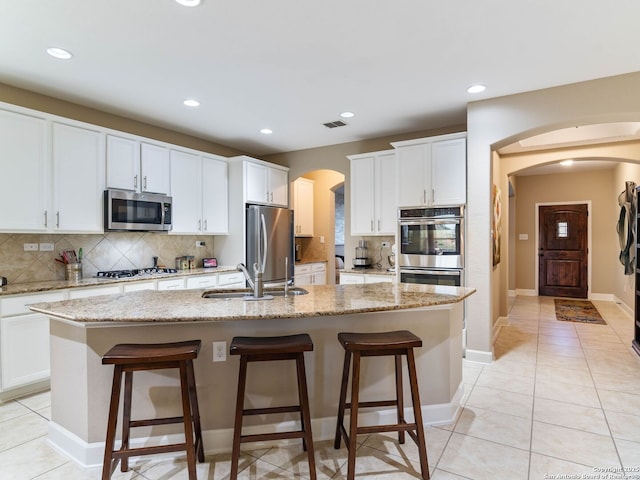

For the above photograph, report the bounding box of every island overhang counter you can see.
[30,282,475,467]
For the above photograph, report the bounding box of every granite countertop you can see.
[29,283,476,325]
[0,266,239,297]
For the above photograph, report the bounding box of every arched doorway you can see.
[292,169,345,284]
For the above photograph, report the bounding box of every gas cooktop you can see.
[96,268,178,279]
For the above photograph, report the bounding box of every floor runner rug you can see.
[554,299,606,325]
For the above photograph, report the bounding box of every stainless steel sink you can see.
[202,287,308,300]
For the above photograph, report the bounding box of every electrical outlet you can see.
[381,241,390,248]
[23,243,38,251]
[39,242,54,251]
[319,236,325,244]
[195,241,206,247]
[213,341,227,362]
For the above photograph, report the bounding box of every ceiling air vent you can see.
[323,120,348,128]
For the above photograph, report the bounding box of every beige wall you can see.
[513,169,617,295]
[467,71,640,361]
[0,82,244,157]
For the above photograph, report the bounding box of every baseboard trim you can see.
[515,289,537,297]
[493,316,509,344]
[464,348,493,364]
[590,292,615,301]
[508,289,516,297]
[49,387,465,468]
[613,295,633,317]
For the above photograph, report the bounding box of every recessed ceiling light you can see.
[340,111,355,118]
[183,99,200,107]
[467,84,486,94]
[46,47,73,60]
[560,159,574,166]
[260,128,273,135]
[175,0,201,6]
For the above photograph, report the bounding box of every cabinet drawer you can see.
[339,273,364,284]
[295,264,312,275]
[69,285,121,299]
[311,263,326,273]
[186,275,217,289]
[157,278,185,290]
[1,291,66,316]
[218,272,245,286]
[123,281,156,292]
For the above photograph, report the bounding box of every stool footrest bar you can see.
[243,405,301,416]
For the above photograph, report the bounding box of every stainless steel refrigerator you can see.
[246,204,295,284]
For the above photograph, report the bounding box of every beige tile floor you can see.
[2,295,640,479]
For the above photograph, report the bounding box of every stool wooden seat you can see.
[334,330,429,480]
[229,334,316,480]
[101,340,204,480]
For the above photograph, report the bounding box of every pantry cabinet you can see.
[348,150,397,235]
[244,158,288,207]
[52,123,104,232]
[292,177,314,237]
[106,135,171,194]
[170,150,228,234]
[392,133,466,207]
[0,109,48,232]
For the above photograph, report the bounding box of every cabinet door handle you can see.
[371,220,374,232]
[423,189,426,204]
[134,175,138,189]
[378,219,381,231]
[56,211,60,228]
[270,192,273,203]
[432,188,435,203]
[143,176,147,190]
[198,219,201,231]
[44,210,48,228]
[204,219,208,231]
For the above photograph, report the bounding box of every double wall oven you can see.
[398,205,464,286]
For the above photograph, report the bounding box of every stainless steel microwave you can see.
[104,190,172,232]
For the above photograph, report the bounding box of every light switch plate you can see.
[39,242,54,251]
[518,234,528,241]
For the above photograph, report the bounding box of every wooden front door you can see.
[538,204,588,298]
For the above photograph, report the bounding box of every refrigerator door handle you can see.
[259,213,268,273]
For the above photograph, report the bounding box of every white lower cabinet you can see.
[294,262,326,286]
[68,285,121,299]
[123,281,155,292]
[339,272,395,284]
[0,291,64,395]
[157,278,186,291]
[217,271,245,288]
[185,275,217,289]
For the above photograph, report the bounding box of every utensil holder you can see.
[65,263,83,282]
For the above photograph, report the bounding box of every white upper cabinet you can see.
[201,155,228,234]
[393,133,466,207]
[140,142,171,194]
[348,150,397,235]
[0,109,48,232]
[52,123,104,232]
[170,150,228,235]
[106,135,170,194]
[244,158,288,207]
[292,177,314,237]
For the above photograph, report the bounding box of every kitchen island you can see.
[30,282,474,467]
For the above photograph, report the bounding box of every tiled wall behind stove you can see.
[0,233,215,283]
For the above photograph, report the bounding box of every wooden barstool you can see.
[101,340,204,480]
[229,334,316,480]
[334,330,429,480]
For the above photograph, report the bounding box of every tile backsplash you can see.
[0,233,214,284]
